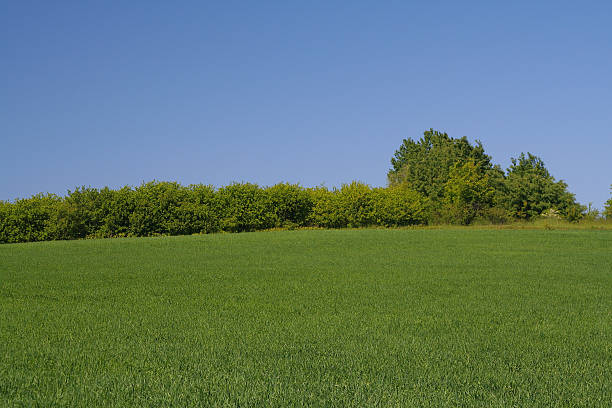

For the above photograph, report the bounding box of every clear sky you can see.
[2,1,611,208]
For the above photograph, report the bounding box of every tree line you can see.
[387,129,609,224]
[0,182,430,243]
[1,129,611,243]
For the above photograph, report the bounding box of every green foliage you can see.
[564,203,586,222]
[605,186,612,219]
[371,185,429,227]
[52,187,106,239]
[307,186,348,228]
[266,183,313,228]
[96,186,136,237]
[0,194,61,243]
[337,182,376,227]
[474,206,512,225]
[0,165,589,243]
[583,203,601,222]
[308,183,428,228]
[0,201,9,242]
[441,161,495,225]
[129,181,194,236]
[387,130,588,225]
[216,183,276,232]
[388,129,494,201]
[178,184,220,234]
[499,153,583,220]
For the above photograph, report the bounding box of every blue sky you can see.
[2,1,611,208]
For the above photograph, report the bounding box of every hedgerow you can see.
[0,181,428,243]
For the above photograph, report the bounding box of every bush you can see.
[51,187,108,240]
[96,186,136,237]
[0,180,433,243]
[0,201,12,243]
[128,182,192,236]
[0,194,62,243]
[371,185,428,226]
[337,182,376,228]
[6,177,558,244]
[216,183,276,232]
[563,204,585,223]
[307,183,428,228]
[604,186,612,220]
[474,206,511,225]
[434,203,474,225]
[582,204,601,222]
[176,184,221,234]
[266,183,313,228]
[307,186,346,228]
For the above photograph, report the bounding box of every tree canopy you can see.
[442,160,495,224]
[388,129,495,201]
[388,130,585,223]
[499,153,582,220]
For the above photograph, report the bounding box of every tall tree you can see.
[388,129,495,201]
[500,153,582,220]
[442,160,495,224]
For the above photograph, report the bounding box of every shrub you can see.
[563,204,585,223]
[371,185,428,226]
[266,183,313,228]
[307,186,346,228]
[435,203,474,225]
[51,186,107,240]
[0,201,12,243]
[605,186,612,220]
[216,183,276,232]
[128,182,192,236]
[96,186,136,237]
[475,206,512,225]
[1,176,589,244]
[176,184,220,234]
[582,203,601,222]
[337,182,376,227]
[307,183,428,228]
[0,194,62,243]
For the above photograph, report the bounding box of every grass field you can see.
[1,229,611,407]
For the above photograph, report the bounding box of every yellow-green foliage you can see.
[441,161,495,225]
[307,186,344,228]
[307,183,428,229]
[371,185,429,227]
[266,183,313,228]
[444,161,494,208]
[0,181,431,243]
[216,183,276,233]
[605,185,612,219]
[0,194,61,243]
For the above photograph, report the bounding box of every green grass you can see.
[1,229,611,407]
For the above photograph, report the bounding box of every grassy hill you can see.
[1,229,611,406]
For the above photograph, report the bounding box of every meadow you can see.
[1,229,611,406]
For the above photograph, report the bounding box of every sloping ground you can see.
[1,230,611,406]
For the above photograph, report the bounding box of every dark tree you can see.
[499,153,582,220]
[388,129,496,201]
